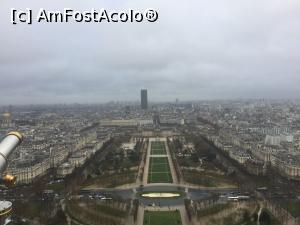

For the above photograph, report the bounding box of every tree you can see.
[259,211,271,225]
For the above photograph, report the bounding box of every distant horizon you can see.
[1,97,300,108]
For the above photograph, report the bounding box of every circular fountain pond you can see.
[139,191,184,199]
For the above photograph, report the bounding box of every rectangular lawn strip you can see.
[151,141,165,146]
[143,210,182,225]
[151,148,165,153]
[152,146,165,150]
[150,163,170,172]
[151,149,166,155]
[151,143,166,155]
[152,142,164,146]
[151,157,168,164]
[149,172,172,183]
[148,156,173,183]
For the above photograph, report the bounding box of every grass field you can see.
[148,141,173,183]
[182,169,236,187]
[148,157,173,183]
[151,141,167,155]
[143,210,182,225]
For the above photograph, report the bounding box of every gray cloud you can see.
[0,0,300,104]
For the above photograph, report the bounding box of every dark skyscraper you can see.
[141,89,148,110]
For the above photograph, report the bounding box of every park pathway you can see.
[165,140,179,184]
[142,138,152,185]
[137,138,148,185]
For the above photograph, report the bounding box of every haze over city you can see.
[1,0,300,105]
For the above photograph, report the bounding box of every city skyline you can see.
[2,95,300,107]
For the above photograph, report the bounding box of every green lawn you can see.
[143,211,182,225]
[151,141,167,155]
[151,142,165,147]
[182,170,235,187]
[151,149,166,155]
[148,157,173,183]
[151,157,169,164]
[46,182,65,192]
[151,163,170,172]
[148,172,172,183]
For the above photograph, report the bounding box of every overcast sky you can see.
[0,0,300,105]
